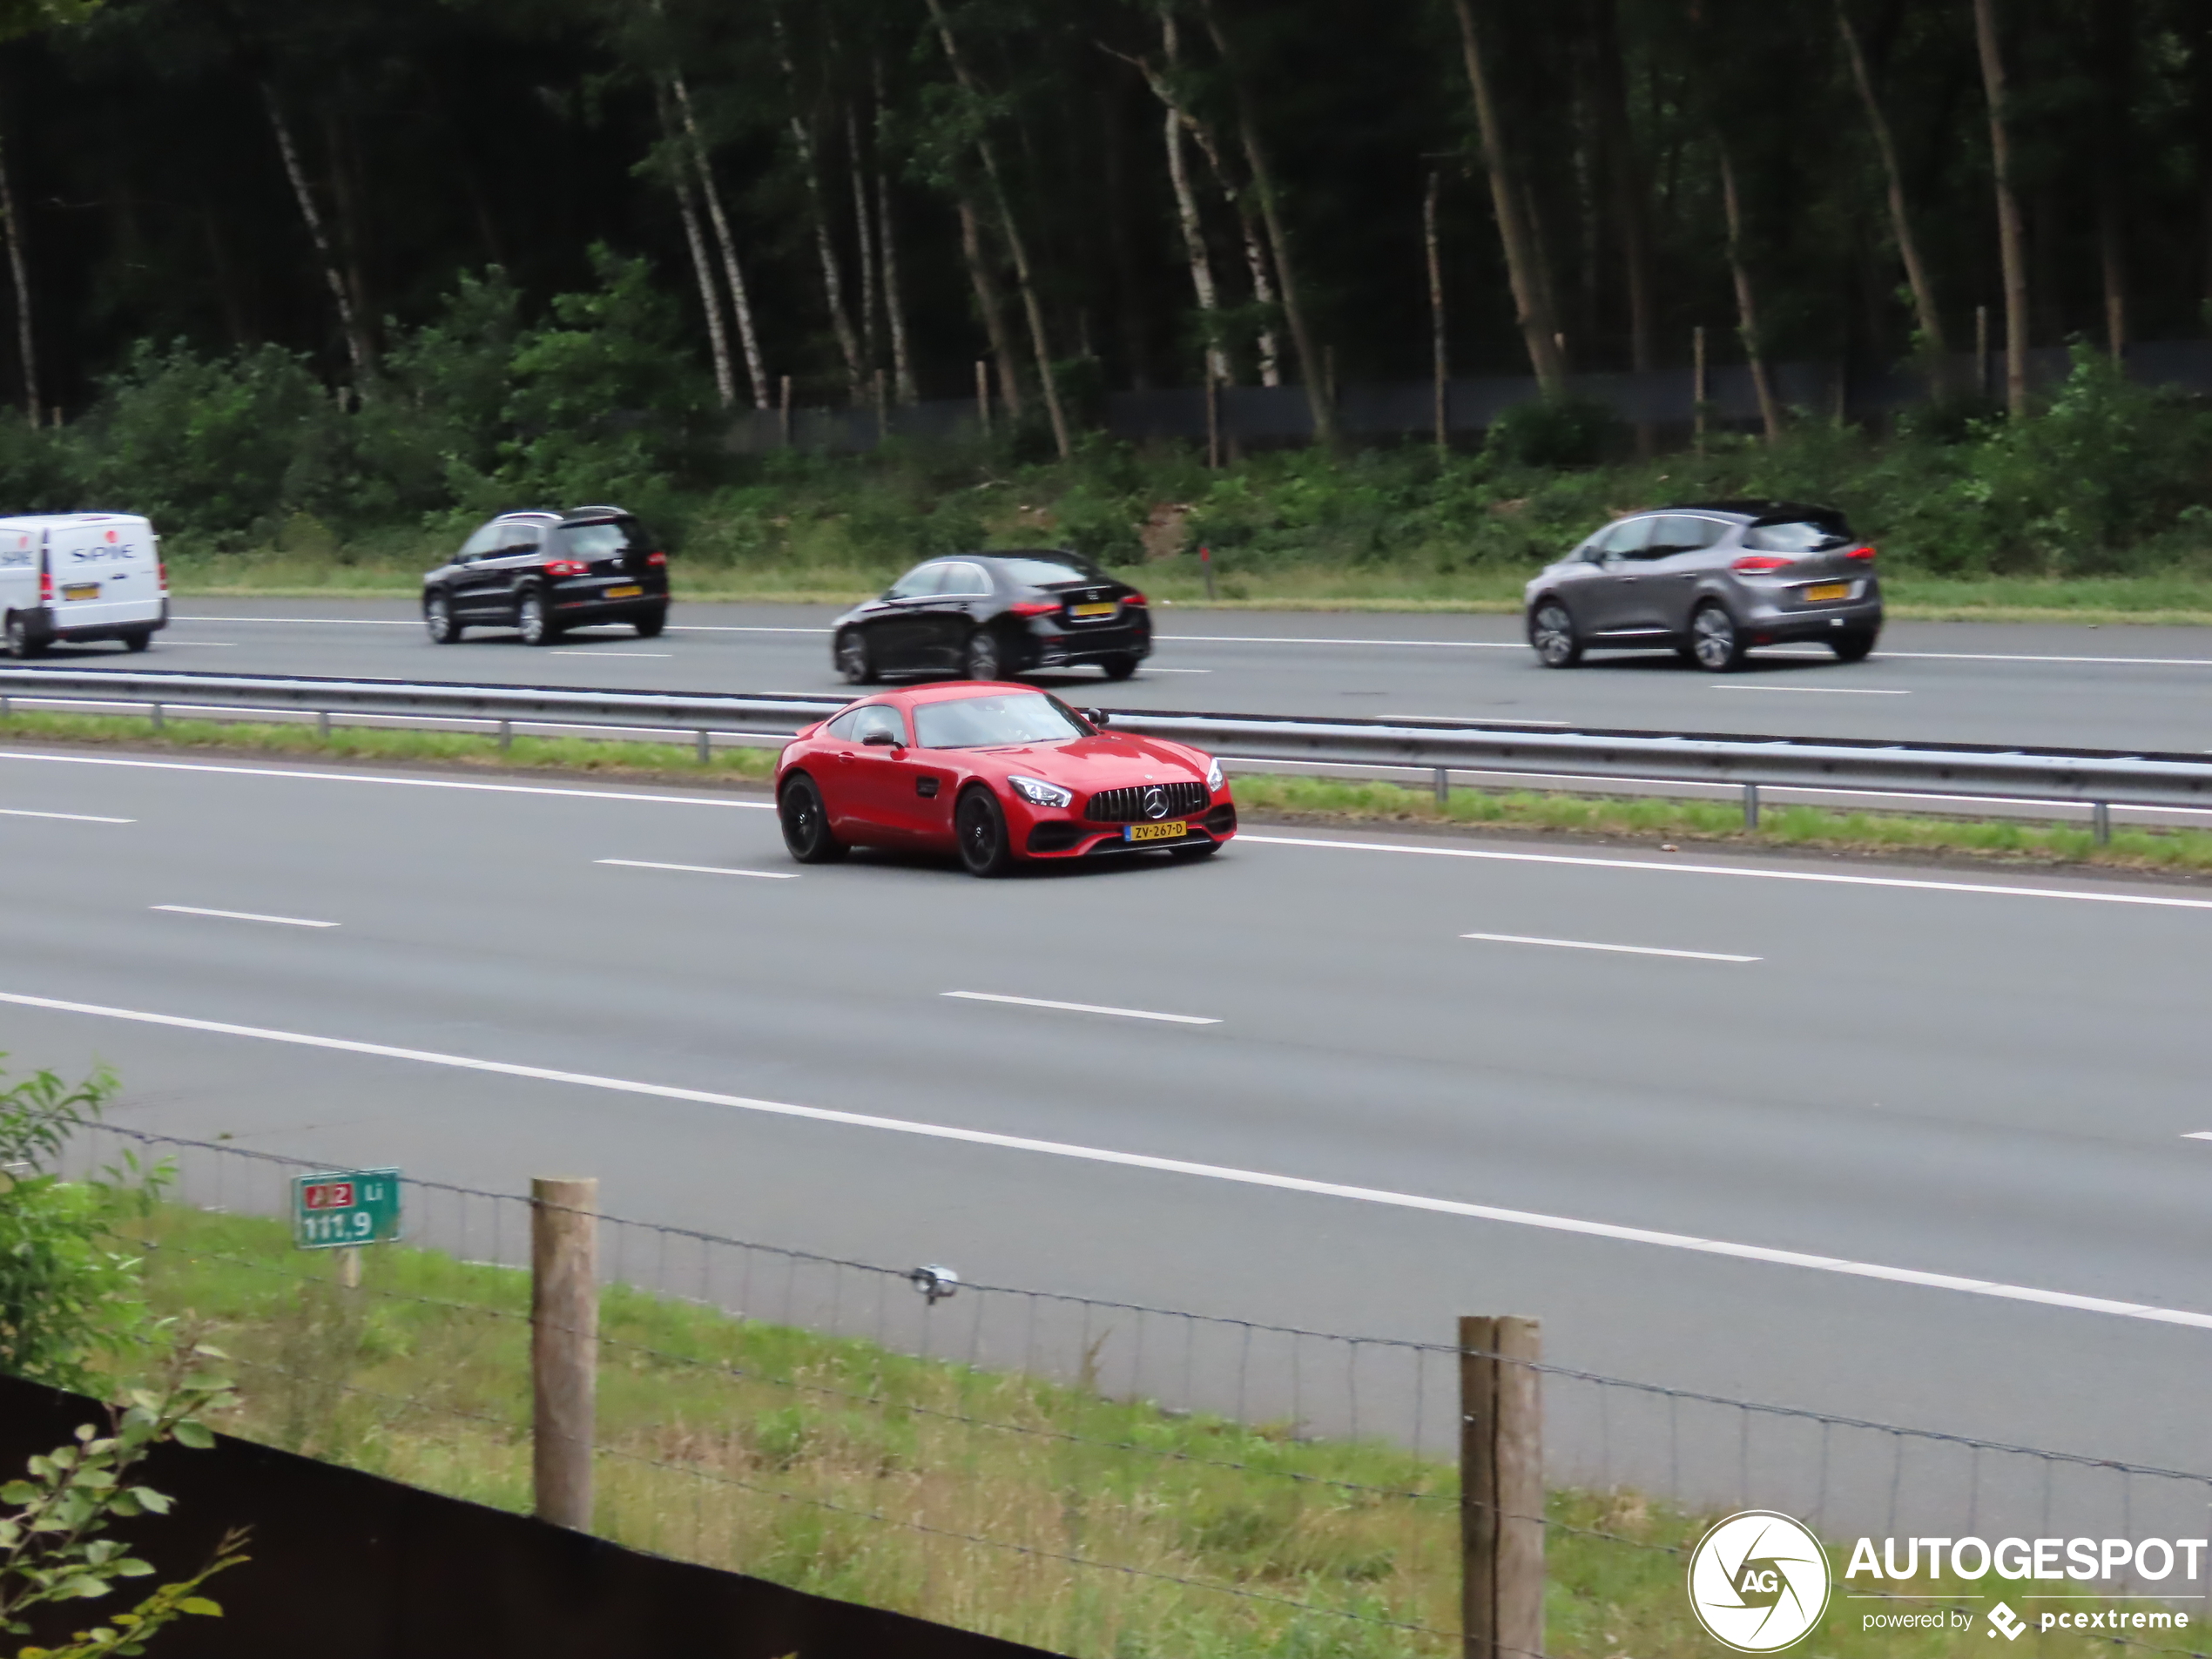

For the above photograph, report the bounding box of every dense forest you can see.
[0,0,2207,589]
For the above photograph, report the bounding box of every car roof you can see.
[0,513,152,529]
[1658,499,1845,523]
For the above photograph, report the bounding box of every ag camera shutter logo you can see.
[1687,1510,1832,1651]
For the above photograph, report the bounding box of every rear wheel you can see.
[516,588,556,646]
[121,630,152,653]
[778,773,847,864]
[1099,653,1138,681]
[4,612,44,658]
[1830,628,1878,664]
[633,608,667,639]
[835,630,877,685]
[1527,601,1581,668]
[955,786,1014,877]
[963,629,1004,682]
[425,592,462,644]
[1689,603,1746,672]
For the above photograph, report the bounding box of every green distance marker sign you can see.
[293,1168,401,1250]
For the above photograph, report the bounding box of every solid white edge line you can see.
[172,616,421,626]
[1461,932,1759,962]
[150,906,339,928]
[942,990,1220,1025]
[2183,1133,2212,1142]
[597,859,798,879]
[0,808,133,824]
[0,749,776,807]
[1242,832,2212,910]
[0,986,2201,1329]
[1710,685,1910,696]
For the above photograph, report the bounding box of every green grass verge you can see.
[105,1204,2170,1659]
[3,707,2202,877]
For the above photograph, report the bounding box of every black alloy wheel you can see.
[425,592,462,644]
[1528,601,1581,668]
[1689,603,1746,672]
[121,631,152,653]
[1830,628,1878,664]
[516,587,556,646]
[4,613,43,658]
[779,774,847,863]
[963,629,1003,682]
[954,786,1014,877]
[1100,653,1137,681]
[634,609,667,639]
[836,630,876,685]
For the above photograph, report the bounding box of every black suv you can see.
[829,550,1151,683]
[424,507,670,645]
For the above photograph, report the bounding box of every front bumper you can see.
[1018,798,1237,860]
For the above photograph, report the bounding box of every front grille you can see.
[1083,780,1210,823]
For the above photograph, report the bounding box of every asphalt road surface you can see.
[5,738,2211,1525]
[87,597,2212,752]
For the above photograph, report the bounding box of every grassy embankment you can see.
[2,705,2204,876]
[118,1203,2155,1659]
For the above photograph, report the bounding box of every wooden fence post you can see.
[1692,326,1708,455]
[778,374,792,447]
[975,359,993,441]
[532,1176,598,1530]
[1460,1315,1543,1659]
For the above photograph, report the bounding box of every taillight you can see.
[38,570,51,603]
[1846,544,1877,563]
[543,558,588,578]
[157,560,168,591]
[1009,600,1058,617]
[1732,555,1791,574]
[646,550,667,567]
[1123,592,1147,606]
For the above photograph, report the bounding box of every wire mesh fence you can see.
[51,1120,2212,1659]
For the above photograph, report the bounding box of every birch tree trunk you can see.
[0,133,36,426]
[2094,0,2134,362]
[1449,0,1565,394]
[775,17,864,404]
[957,196,1023,418]
[658,88,734,408]
[846,104,881,374]
[261,82,374,387]
[1717,137,1784,442]
[1424,169,1447,456]
[1835,0,1948,369]
[1588,0,1652,448]
[1196,0,1332,442]
[925,0,1071,458]
[1123,17,1229,386]
[873,58,917,405]
[1972,0,2030,417]
[673,73,769,409]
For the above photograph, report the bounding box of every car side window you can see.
[459,523,502,559]
[886,563,945,599]
[496,523,543,554]
[940,562,991,596]
[851,705,907,745]
[1650,516,1728,556]
[1593,518,1654,559]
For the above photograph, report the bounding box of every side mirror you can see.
[862,729,900,746]
[1081,708,1109,728]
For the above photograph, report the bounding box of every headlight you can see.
[1205,757,1224,791]
[1008,775,1073,808]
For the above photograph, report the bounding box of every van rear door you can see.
[49,517,162,633]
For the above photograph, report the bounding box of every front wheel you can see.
[779,773,847,864]
[1527,601,1581,668]
[1688,604,1746,672]
[516,588,556,646]
[836,630,877,685]
[425,592,462,644]
[1099,653,1138,682]
[634,608,667,639]
[4,612,44,658]
[963,629,1005,682]
[1830,628,1878,664]
[955,786,1014,877]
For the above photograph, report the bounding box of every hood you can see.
[967,732,1208,787]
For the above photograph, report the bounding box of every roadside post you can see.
[1460,1315,1543,1659]
[293,1166,401,1290]
[531,1175,598,1530]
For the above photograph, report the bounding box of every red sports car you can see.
[774,683,1237,876]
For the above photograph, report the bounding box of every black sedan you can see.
[831,551,1151,684]
[424,506,670,645]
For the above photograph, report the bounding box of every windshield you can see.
[1744,519,1849,552]
[995,556,1108,588]
[913,691,1091,750]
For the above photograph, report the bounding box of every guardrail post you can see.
[318,709,331,740]
[1434,767,1450,806]
[1742,782,1759,830]
[2093,801,2112,846]
[498,718,513,752]
[1460,1315,1543,1659]
[149,701,163,732]
[531,1175,597,1531]
[695,730,710,765]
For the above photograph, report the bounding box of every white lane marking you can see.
[158,641,238,648]
[1710,685,1910,696]
[0,808,133,823]
[597,859,798,880]
[669,625,831,634]
[2182,1133,2212,1141]
[549,650,674,658]
[1883,650,2212,668]
[2,986,2202,1330]
[1242,833,2212,910]
[174,616,421,626]
[1143,667,1213,674]
[1162,633,1517,648]
[1462,932,1759,962]
[0,750,775,807]
[151,906,338,928]
[943,990,1219,1025]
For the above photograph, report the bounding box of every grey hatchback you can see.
[1523,501,1882,671]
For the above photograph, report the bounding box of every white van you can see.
[0,513,168,656]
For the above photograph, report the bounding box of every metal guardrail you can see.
[0,665,2204,841]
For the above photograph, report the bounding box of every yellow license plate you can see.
[1125,820,1189,842]
[604,584,642,599]
[1802,582,1851,604]
[1070,602,1118,618]
[60,583,99,601]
